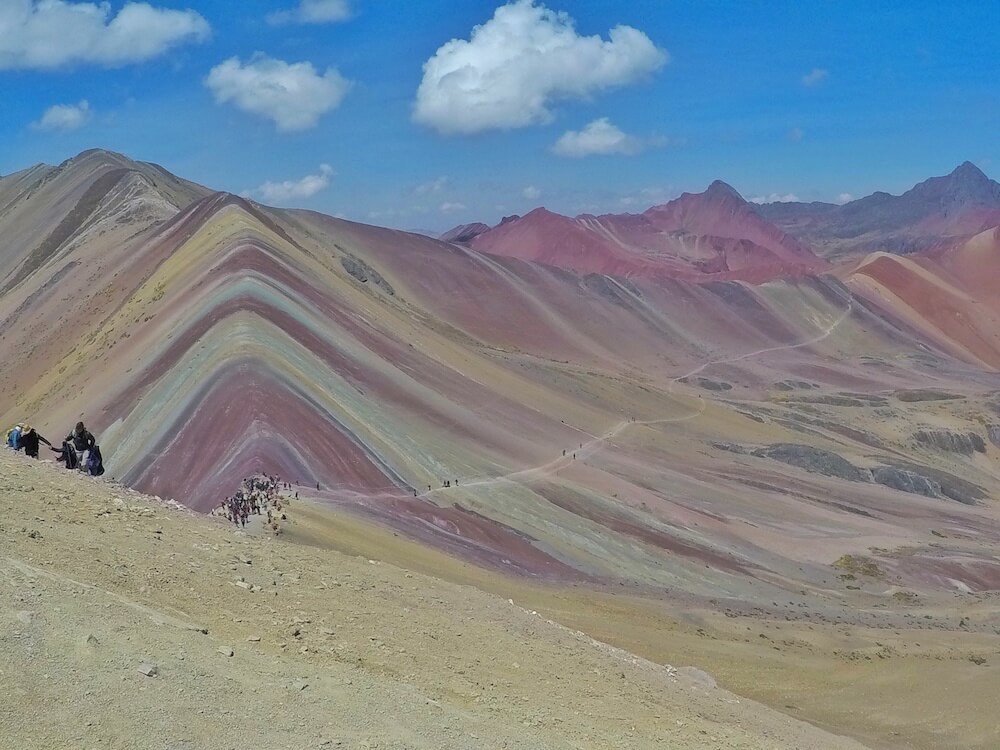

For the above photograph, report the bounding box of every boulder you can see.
[914,429,986,455]
[752,444,866,482]
[871,466,943,498]
[987,425,1000,449]
[881,461,985,505]
[340,255,395,296]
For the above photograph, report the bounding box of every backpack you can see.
[62,441,79,471]
[6,426,22,450]
[87,445,105,477]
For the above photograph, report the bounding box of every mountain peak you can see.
[909,160,1000,205]
[703,180,745,203]
[949,160,989,184]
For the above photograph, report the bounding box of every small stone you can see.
[218,647,234,657]
[137,662,158,677]
[84,634,100,648]
[247,636,261,642]
[235,581,252,589]
[293,678,309,691]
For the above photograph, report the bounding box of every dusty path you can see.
[420,288,854,495]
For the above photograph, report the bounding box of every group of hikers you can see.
[214,474,293,534]
[5,420,104,476]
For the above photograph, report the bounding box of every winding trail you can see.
[317,287,855,506]
[442,289,855,495]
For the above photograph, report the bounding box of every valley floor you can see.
[0,451,866,750]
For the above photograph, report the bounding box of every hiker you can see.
[17,426,51,459]
[85,445,105,476]
[6,423,25,451]
[51,440,79,470]
[67,421,97,471]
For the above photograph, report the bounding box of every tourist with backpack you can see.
[16,426,52,459]
[6,423,24,450]
[67,421,97,471]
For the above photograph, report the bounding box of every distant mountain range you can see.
[757,162,1000,258]
[444,162,1000,271]
[447,180,827,284]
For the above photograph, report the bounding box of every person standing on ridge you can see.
[67,421,96,471]
[17,426,51,459]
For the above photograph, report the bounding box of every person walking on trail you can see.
[6,423,25,450]
[17,426,51,459]
[67,421,96,471]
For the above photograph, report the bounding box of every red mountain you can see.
[468,181,828,283]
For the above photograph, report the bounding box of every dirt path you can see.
[423,288,854,494]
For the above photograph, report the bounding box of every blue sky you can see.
[2,0,998,230]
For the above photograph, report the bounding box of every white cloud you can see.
[522,185,541,200]
[802,68,828,87]
[268,0,352,25]
[835,192,854,204]
[552,117,645,158]
[439,202,466,214]
[413,0,667,135]
[787,126,804,142]
[415,176,449,195]
[250,164,334,204]
[33,100,92,131]
[750,193,800,204]
[0,0,209,71]
[206,54,351,132]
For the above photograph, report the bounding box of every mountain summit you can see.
[463,181,825,283]
[758,161,1000,257]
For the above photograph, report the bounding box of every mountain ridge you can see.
[757,161,1000,258]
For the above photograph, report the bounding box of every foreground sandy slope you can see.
[0,451,866,750]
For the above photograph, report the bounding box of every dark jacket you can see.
[51,441,79,470]
[19,430,51,458]
[68,429,96,453]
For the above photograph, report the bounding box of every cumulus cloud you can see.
[268,0,352,25]
[749,193,800,204]
[836,192,854,204]
[415,176,449,195]
[413,0,667,135]
[522,185,541,200]
[552,118,645,158]
[33,100,92,131]
[802,68,828,87]
[206,54,351,132]
[439,201,466,214]
[250,164,334,204]
[0,0,209,71]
